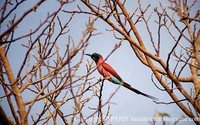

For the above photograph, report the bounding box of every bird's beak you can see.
[85,54,92,57]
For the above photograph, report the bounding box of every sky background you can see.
[1,0,198,125]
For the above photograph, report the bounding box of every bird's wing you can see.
[102,63,123,81]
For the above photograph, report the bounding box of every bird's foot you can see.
[105,76,111,80]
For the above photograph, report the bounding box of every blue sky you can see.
[1,0,198,125]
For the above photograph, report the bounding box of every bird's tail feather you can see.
[122,82,158,100]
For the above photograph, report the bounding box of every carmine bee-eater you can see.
[85,53,158,100]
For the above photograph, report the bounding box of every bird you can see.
[85,52,158,100]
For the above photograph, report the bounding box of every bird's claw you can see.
[105,76,111,80]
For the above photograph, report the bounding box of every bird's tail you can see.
[122,82,158,100]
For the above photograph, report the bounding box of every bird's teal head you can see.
[85,53,101,62]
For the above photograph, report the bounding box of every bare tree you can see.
[0,0,199,125]
[78,0,200,124]
[0,0,114,125]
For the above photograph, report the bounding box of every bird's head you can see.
[85,53,101,63]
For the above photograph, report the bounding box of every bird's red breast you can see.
[96,56,122,81]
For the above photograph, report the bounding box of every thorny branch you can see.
[0,0,200,125]
[0,0,114,125]
[80,0,200,124]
